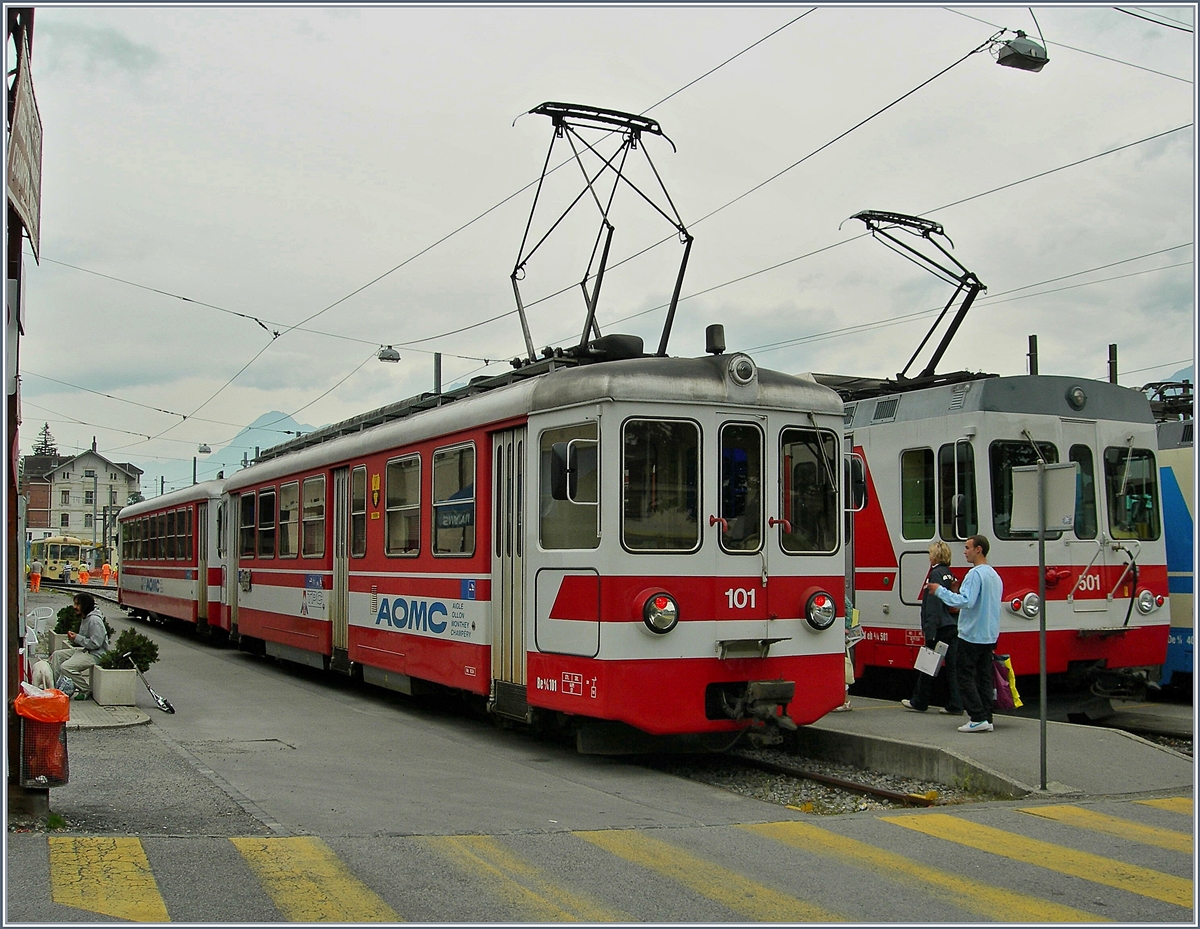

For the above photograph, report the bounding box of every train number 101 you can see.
[724,587,756,609]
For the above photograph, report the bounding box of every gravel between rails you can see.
[645,747,1004,815]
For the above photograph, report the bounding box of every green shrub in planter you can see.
[55,604,115,638]
[97,628,159,673]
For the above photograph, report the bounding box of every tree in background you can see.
[31,422,57,456]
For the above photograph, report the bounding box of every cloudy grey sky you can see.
[13,4,1196,484]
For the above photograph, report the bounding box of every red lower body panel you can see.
[121,590,197,625]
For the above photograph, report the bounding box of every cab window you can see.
[1104,446,1161,540]
[989,440,1059,540]
[900,448,935,540]
[622,419,700,552]
[720,423,763,553]
[779,427,838,553]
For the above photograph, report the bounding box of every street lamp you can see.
[995,30,1049,72]
[193,443,212,485]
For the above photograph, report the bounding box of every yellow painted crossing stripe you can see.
[1137,797,1194,816]
[229,836,399,922]
[423,834,626,922]
[882,813,1193,908]
[1019,805,1193,854]
[744,820,1105,923]
[576,828,843,922]
[49,837,170,922]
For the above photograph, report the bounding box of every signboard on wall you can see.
[6,35,43,259]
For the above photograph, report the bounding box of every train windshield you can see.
[60,544,81,561]
[989,440,1061,540]
[622,419,700,551]
[1104,446,1161,540]
[779,428,838,553]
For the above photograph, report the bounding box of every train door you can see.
[197,501,209,626]
[491,428,528,719]
[331,468,351,672]
[225,495,239,634]
[1061,419,1107,612]
[712,418,771,641]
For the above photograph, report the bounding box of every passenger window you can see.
[350,467,367,558]
[900,448,935,540]
[540,423,599,550]
[939,442,978,540]
[433,445,475,556]
[623,419,700,552]
[989,440,1060,540]
[1103,446,1161,540]
[386,455,421,556]
[278,482,299,557]
[258,489,277,558]
[720,423,763,553]
[1069,445,1098,540]
[216,503,226,558]
[184,508,193,560]
[166,511,177,560]
[239,493,256,558]
[779,427,838,553]
[302,476,326,557]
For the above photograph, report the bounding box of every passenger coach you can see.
[118,480,225,634]
[220,342,849,749]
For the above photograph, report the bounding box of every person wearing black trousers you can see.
[902,540,964,715]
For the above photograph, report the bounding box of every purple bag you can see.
[992,656,1015,710]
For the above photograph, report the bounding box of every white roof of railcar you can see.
[225,354,843,492]
[118,479,225,521]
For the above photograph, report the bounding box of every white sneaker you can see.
[958,719,994,732]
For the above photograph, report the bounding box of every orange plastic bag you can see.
[13,688,71,723]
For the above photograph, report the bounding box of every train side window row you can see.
[121,508,193,561]
[239,476,327,560]
[899,440,1159,543]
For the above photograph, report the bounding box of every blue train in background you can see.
[1146,379,1193,690]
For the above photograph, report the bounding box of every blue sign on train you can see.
[375,597,448,634]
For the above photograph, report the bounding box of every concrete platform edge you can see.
[792,727,1036,799]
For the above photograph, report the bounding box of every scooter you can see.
[121,652,175,713]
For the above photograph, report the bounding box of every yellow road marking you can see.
[423,834,626,922]
[1137,797,1194,816]
[882,812,1193,908]
[49,837,170,923]
[576,828,843,922]
[229,836,399,922]
[744,820,1105,923]
[1019,805,1192,854]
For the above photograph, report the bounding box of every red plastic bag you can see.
[13,688,71,723]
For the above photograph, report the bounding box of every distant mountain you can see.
[133,412,320,497]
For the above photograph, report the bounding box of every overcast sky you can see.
[12,4,1196,484]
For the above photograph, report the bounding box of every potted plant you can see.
[91,629,160,707]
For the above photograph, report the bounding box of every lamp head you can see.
[996,30,1049,72]
[377,345,401,363]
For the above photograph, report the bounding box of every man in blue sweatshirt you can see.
[927,535,1002,732]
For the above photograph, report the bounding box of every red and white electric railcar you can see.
[820,371,1170,685]
[211,346,848,748]
[118,480,226,634]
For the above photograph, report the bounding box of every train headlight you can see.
[727,353,757,386]
[1008,593,1040,618]
[804,591,837,631]
[1136,589,1158,615]
[1066,385,1087,410]
[642,593,679,634]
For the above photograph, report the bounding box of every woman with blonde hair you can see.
[902,540,963,714]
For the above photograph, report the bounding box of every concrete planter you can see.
[50,633,72,655]
[91,667,137,706]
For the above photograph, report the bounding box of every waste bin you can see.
[13,688,70,788]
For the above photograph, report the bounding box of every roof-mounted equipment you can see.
[510,102,693,364]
